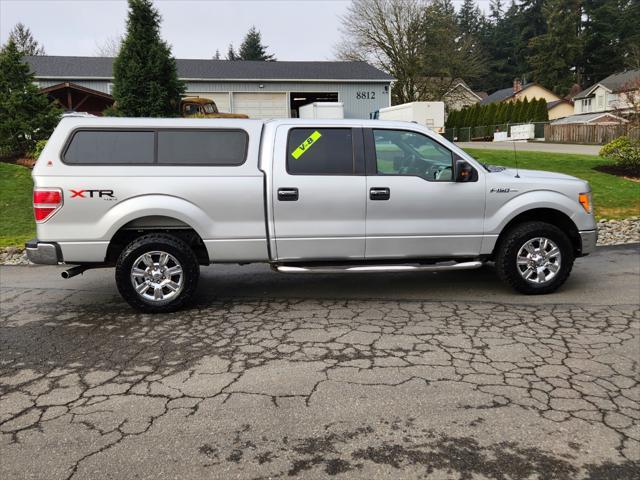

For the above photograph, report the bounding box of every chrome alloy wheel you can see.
[516,237,562,285]
[130,251,184,302]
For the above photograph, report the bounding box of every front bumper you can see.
[579,229,598,255]
[25,239,62,265]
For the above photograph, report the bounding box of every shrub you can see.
[599,136,640,173]
[28,139,47,159]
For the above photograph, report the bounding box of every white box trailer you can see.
[298,102,344,119]
[378,102,445,132]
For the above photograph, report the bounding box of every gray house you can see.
[26,56,393,119]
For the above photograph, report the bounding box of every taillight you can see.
[33,188,63,222]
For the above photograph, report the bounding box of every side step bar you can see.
[274,261,484,274]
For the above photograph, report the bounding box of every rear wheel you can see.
[115,233,199,312]
[495,221,574,294]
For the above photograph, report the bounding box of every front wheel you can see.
[115,233,200,312]
[495,221,574,294]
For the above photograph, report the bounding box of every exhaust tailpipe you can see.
[61,265,91,279]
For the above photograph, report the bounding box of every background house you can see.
[480,79,573,120]
[573,69,640,115]
[26,56,394,119]
[443,79,485,112]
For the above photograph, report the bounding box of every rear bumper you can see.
[579,229,597,255]
[25,239,62,265]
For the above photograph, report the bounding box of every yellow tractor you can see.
[180,97,248,118]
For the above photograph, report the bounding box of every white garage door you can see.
[187,92,231,113]
[232,92,288,119]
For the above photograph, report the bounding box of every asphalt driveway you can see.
[1,245,638,479]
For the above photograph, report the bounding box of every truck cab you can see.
[180,97,248,119]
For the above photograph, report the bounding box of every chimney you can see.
[513,78,522,94]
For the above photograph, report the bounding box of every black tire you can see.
[495,221,574,295]
[115,233,200,313]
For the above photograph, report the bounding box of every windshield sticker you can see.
[291,131,322,159]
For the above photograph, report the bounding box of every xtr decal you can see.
[70,189,116,200]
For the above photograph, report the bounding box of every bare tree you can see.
[95,35,123,57]
[335,0,486,106]
[617,78,640,131]
[7,22,45,55]
[335,0,426,104]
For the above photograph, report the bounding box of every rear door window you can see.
[287,128,354,175]
[64,130,155,164]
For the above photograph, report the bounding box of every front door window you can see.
[373,129,454,182]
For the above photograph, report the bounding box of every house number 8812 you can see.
[356,91,376,100]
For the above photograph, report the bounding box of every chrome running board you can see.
[274,261,483,274]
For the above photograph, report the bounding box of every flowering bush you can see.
[599,136,640,173]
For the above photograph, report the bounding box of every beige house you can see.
[480,79,571,120]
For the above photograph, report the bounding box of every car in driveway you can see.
[26,117,597,312]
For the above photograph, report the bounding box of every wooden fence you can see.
[544,124,640,144]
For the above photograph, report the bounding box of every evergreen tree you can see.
[112,0,185,117]
[461,107,471,127]
[421,0,487,93]
[213,49,221,60]
[458,0,484,36]
[486,103,498,125]
[525,97,538,121]
[477,2,523,93]
[520,97,530,122]
[529,0,581,96]
[0,39,61,156]
[536,98,549,121]
[494,103,503,123]
[504,101,515,123]
[511,100,521,123]
[7,22,45,56]
[239,26,275,61]
[582,0,632,85]
[489,0,504,22]
[446,110,455,128]
[226,44,237,60]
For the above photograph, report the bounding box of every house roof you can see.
[444,79,482,100]
[573,69,640,100]
[547,99,572,109]
[479,83,534,105]
[550,112,628,125]
[25,55,394,82]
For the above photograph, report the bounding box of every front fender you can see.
[485,190,588,235]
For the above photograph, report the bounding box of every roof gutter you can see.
[34,75,394,83]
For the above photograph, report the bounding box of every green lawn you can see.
[463,148,640,220]
[0,163,35,248]
[0,149,638,248]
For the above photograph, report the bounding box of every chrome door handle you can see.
[278,188,299,201]
[370,187,390,200]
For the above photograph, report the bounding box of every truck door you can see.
[364,128,486,259]
[272,126,366,261]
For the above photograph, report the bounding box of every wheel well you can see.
[493,208,581,258]
[105,216,209,265]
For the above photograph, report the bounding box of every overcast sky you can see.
[0,0,354,60]
[1,0,472,61]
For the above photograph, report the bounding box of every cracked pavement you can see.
[1,245,639,479]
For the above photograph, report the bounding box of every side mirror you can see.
[455,159,477,182]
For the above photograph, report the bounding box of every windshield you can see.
[202,103,218,114]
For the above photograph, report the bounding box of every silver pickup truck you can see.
[27,116,597,312]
